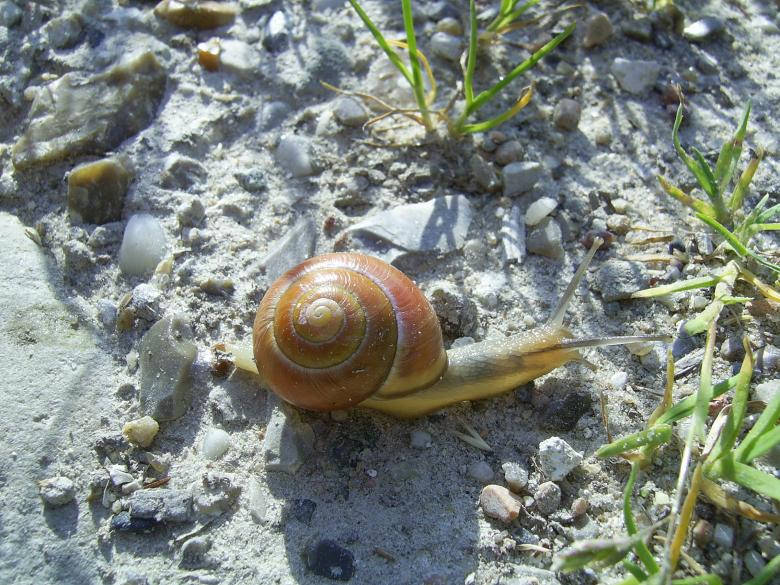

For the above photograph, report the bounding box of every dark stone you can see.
[235,169,266,193]
[304,539,355,581]
[111,511,160,533]
[285,498,316,523]
[541,392,593,431]
[67,157,130,224]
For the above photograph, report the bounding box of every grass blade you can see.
[630,274,721,299]
[696,212,780,273]
[672,104,716,201]
[716,100,750,197]
[691,146,719,205]
[464,0,478,105]
[708,457,780,502]
[669,463,702,572]
[657,176,717,217]
[701,476,780,523]
[458,85,533,134]
[654,376,738,426]
[728,147,762,211]
[347,0,412,85]
[400,0,432,129]
[672,576,723,585]
[624,461,660,574]
[735,391,780,464]
[596,425,672,458]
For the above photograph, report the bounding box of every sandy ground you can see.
[0,1,778,584]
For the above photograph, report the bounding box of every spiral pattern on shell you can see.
[253,253,447,411]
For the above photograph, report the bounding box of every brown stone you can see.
[154,0,238,30]
[67,157,131,224]
[480,485,521,523]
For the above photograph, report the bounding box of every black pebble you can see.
[304,539,355,581]
[110,511,160,533]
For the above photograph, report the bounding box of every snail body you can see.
[233,240,667,418]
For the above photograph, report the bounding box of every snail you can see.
[224,239,669,418]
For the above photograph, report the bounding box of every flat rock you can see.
[503,161,543,197]
[592,259,647,301]
[125,488,192,523]
[610,58,661,95]
[12,51,166,170]
[261,218,317,282]
[262,403,311,474]
[154,0,238,29]
[346,194,472,264]
[500,205,525,264]
[538,436,583,481]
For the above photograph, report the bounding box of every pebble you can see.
[503,161,543,197]
[108,464,134,486]
[430,32,462,61]
[410,430,432,449]
[125,488,192,523]
[12,52,166,170]
[220,39,262,77]
[333,97,368,127]
[470,154,500,191]
[111,511,159,533]
[263,10,288,52]
[501,462,528,492]
[480,485,521,523]
[154,0,238,29]
[538,436,583,481]
[500,205,525,264]
[38,476,76,507]
[347,195,472,264]
[160,155,207,190]
[527,217,564,260]
[609,371,628,390]
[571,497,588,517]
[692,519,713,547]
[756,345,779,374]
[67,158,130,225]
[0,1,22,27]
[247,480,268,524]
[138,315,197,421]
[180,537,212,567]
[436,16,463,36]
[533,481,561,516]
[494,140,523,165]
[276,135,316,177]
[472,272,506,309]
[118,214,167,277]
[622,17,652,42]
[713,523,734,548]
[593,259,647,301]
[640,345,665,372]
[202,428,231,460]
[129,284,162,322]
[683,17,723,42]
[304,539,355,581]
[553,99,581,131]
[743,549,766,577]
[428,281,478,338]
[754,380,778,404]
[606,214,630,235]
[193,472,241,516]
[525,197,558,226]
[234,169,266,193]
[719,337,744,361]
[582,12,612,48]
[45,13,83,49]
[261,218,317,282]
[468,461,494,484]
[611,58,661,95]
[122,416,159,448]
[263,404,313,474]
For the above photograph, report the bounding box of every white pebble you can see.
[525,197,558,226]
[609,371,629,390]
[38,476,76,507]
[202,428,231,460]
[538,436,583,480]
[118,214,167,277]
[122,415,159,448]
[276,135,314,177]
[468,461,494,483]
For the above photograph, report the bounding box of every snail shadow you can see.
[262,406,485,585]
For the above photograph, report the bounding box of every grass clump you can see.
[341,0,574,137]
[631,99,779,336]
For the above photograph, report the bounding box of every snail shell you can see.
[253,253,447,411]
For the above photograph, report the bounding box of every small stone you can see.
[0,1,23,27]
[436,16,463,36]
[611,198,629,213]
[683,17,723,42]
[500,205,525,264]
[118,214,167,277]
[234,169,266,193]
[622,17,652,42]
[67,158,131,225]
[468,461,494,484]
[197,38,221,71]
[45,13,83,49]
[126,488,192,523]
[410,430,432,449]
[430,32,462,61]
[640,345,665,372]
[12,52,166,170]
[480,485,521,523]
[202,428,231,460]
[609,371,628,390]
[525,197,558,226]
[582,12,612,48]
[261,218,317,282]
[111,511,159,533]
[138,315,197,421]
[494,140,523,165]
[180,537,212,567]
[753,380,778,404]
[39,476,76,507]
[606,214,630,235]
[756,345,779,374]
[743,549,766,577]
[553,99,581,131]
[263,10,288,52]
[571,497,588,517]
[263,405,312,474]
[720,337,744,361]
[276,135,315,177]
[154,0,238,29]
[538,436,583,480]
[177,198,206,227]
[108,464,134,486]
[527,217,564,260]
[304,540,355,581]
[247,480,267,524]
[611,58,661,94]
[713,523,734,548]
[217,39,261,77]
[501,462,528,492]
[193,472,241,516]
[160,155,206,190]
[333,97,368,128]
[534,481,561,516]
[122,416,159,448]
[129,283,162,322]
[470,153,500,191]
[428,281,479,339]
[503,161,543,197]
[692,519,713,547]
[593,259,647,301]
